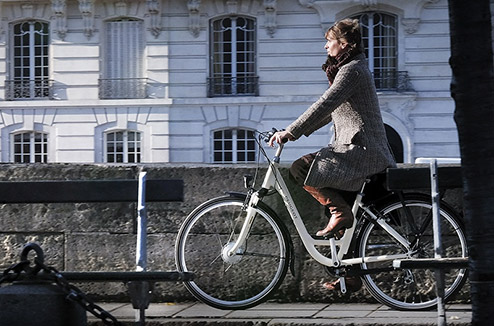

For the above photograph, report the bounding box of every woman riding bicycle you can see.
[269,18,396,292]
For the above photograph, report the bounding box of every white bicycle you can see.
[175,129,468,311]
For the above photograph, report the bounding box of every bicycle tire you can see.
[357,193,468,310]
[175,194,291,310]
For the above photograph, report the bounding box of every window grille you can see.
[12,131,48,163]
[213,129,256,163]
[353,13,400,90]
[209,16,258,97]
[6,21,51,100]
[105,130,141,163]
[101,19,146,99]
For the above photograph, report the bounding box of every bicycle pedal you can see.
[318,230,346,240]
[315,233,339,240]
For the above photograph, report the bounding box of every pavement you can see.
[87,302,472,325]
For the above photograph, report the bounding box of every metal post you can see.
[136,170,147,272]
[132,170,149,326]
[430,159,446,326]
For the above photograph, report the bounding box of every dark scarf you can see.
[322,47,361,85]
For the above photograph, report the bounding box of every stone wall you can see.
[0,163,467,304]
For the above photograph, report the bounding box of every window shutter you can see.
[104,19,145,98]
[105,19,144,79]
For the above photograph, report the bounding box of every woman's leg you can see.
[289,153,315,186]
[290,154,354,238]
[290,154,362,292]
[303,186,354,238]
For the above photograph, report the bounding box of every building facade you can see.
[0,0,467,165]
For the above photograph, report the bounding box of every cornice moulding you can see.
[187,0,201,38]
[51,0,67,40]
[78,0,94,39]
[298,0,442,34]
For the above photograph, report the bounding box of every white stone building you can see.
[0,0,466,165]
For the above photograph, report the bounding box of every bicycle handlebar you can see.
[259,128,286,163]
[263,128,288,144]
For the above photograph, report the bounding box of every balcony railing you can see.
[207,76,259,97]
[5,79,53,100]
[99,78,148,99]
[374,70,414,92]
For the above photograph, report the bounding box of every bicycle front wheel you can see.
[175,195,290,310]
[358,194,468,310]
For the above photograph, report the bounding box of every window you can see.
[100,19,146,99]
[12,131,48,163]
[213,129,256,163]
[6,21,51,100]
[209,16,258,97]
[353,13,398,90]
[105,130,141,163]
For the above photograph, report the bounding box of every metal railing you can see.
[99,78,148,99]
[207,75,259,97]
[374,70,414,92]
[5,79,53,100]
[3,73,411,101]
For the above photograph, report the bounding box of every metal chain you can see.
[2,242,125,326]
[1,256,122,326]
[35,260,123,326]
[0,260,30,285]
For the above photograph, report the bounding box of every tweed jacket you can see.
[286,53,396,191]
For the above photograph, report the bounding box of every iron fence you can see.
[99,78,148,99]
[374,70,414,92]
[207,76,259,97]
[5,79,53,100]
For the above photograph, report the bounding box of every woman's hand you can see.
[268,130,295,147]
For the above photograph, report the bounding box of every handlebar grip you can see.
[263,128,278,143]
[264,128,288,143]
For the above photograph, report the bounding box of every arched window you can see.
[352,12,398,90]
[105,130,141,163]
[11,131,48,163]
[209,16,258,97]
[100,18,145,99]
[7,21,51,100]
[213,128,256,163]
[385,124,404,163]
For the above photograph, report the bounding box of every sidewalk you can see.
[87,302,472,325]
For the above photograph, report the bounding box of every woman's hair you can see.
[325,18,363,53]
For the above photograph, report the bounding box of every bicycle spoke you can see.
[209,253,222,266]
[176,196,289,310]
[224,263,233,273]
[226,208,243,242]
[358,195,468,310]
[241,251,282,260]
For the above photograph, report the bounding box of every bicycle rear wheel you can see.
[357,194,468,310]
[175,195,290,310]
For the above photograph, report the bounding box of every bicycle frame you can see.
[226,143,413,270]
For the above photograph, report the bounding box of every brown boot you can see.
[316,206,354,238]
[302,185,354,239]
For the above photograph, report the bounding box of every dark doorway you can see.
[385,124,404,163]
